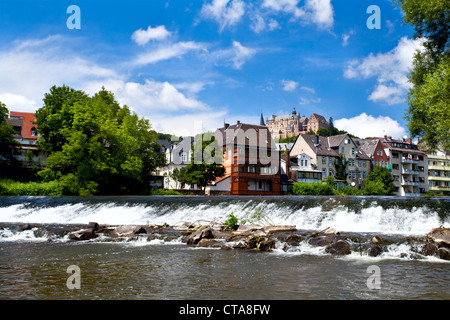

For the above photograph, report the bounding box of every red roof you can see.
[10,111,37,139]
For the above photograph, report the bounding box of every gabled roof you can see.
[217,122,277,149]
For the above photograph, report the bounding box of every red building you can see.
[210,121,281,195]
[355,138,389,170]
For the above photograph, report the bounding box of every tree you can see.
[334,154,348,181]
[0,102,18,159]
[398,0,450,151]
[35,85,89,153]
[365,166,395,195]
[181,132,225,190]
[36,86,165,195]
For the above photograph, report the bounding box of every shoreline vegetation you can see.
[0,178,445,197]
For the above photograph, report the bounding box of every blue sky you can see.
[0,0,422,138]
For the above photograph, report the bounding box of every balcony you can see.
[428,165,450,171]
[429,186,450,192]
[401,180,420,186]
[401,168,420,175]
[402,157,420,164]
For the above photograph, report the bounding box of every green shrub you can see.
[149,189,182,195]
[292,182,335,195]
[225,212,239,230]
[362,180,386,195]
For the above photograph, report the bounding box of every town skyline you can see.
[0,1,419,139]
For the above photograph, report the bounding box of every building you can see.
[427,150,450,195]
[290,133,371,188]
[5,111,46,167]
[265,108,329,140]
[158,137,196,190]
[355,138,390,170]
[381,136,428,196]
[211,121,282,195]
[306,113,329,134]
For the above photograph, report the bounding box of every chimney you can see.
[315,135,319,145]
[237,120,241,125]
[224,123,229,129]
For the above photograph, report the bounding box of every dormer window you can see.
[31,127,37,137]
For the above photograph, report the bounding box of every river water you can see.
[0,196,449,300]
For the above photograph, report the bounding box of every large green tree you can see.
[0,102,17,158]
[37,86,166,195]
[398,0,450,151]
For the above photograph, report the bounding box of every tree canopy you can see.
[398,0,450,151]
[36,86,166,195]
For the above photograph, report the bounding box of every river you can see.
[0,196,449,300]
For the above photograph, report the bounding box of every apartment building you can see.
[290,133,370,188]
[427,150,450,195]
[381,136,428,196]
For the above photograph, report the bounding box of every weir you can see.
[0,196,448,236]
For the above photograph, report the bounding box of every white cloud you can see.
[335,113,407,139]
[0,93,37,113]
[231,41,256,69]
[262,0,334,29]
[281,80,298,91]
[250,13,266,33]
[0,35,228,137]
[133,41,206,66]
[131,25,171,46]
[344,37,424,105]
[211,41,257,69]
[342,30,355,47]
[300,86,315,93]
[200,0,245,32]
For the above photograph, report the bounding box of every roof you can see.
[217,122,277,149]
[354,138,380,157]
[9,112,37,140]
[295,133,370,160]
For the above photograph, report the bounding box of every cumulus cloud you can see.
[281,80,298,91]
[262,0,334,29]
[335,113,407,139]
[0,35,227,136]
[131,25,171,46]
[200,0,245,32]
[344,37,424,105]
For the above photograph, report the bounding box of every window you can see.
[328,168,334,176]
[341,146,345,154]
[322,156,326,164]
[348,158,355,166]
[322,168,327,177]
[31,127,37,136]
[352,148,355,155]
[329,157,333,166]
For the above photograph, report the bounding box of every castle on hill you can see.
[263,107,329,140]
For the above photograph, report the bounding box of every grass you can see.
[0,179,62,196]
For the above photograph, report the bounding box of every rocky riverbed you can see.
[7,221,450,261]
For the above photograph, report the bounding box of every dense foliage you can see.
[398,0,450,151]
[36,86,166,195]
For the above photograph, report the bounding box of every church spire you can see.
[260,112,265,126]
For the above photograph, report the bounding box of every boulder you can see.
[368,244,383,257]
[438,248,450,260]
[258,238,276,252]
[427,227,450,247]
[69,228,97,241]
[198,238,222,248]
[186,226,213,245]
[371,236,391,245]
[420,243,439,256]
[111,225,147,237]
[284,234,306,246]
[325,240,351,255]
[308,236,334,247]
[20,223,33,231]
[237,225,263,232]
